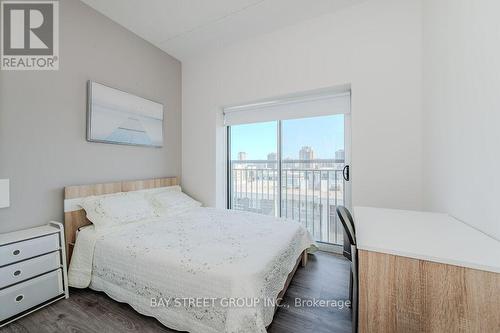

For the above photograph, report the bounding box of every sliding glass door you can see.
[228,114,349,246]
[281,115,346,245]
[228,121,279,216]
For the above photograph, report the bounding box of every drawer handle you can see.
[15,295,24,302]
[13,270,22,277]
[12,249,21,256]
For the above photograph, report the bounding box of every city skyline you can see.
[230,115,345,160]
[236,146,345,161]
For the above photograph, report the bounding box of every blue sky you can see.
[230,115,344,160]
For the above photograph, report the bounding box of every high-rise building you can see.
[238,152,247,161]
[299,146,315,160]
[335,149,345,161]
[266,152,277,168]
[299,146,315,169]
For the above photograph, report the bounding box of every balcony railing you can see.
[229,159,345,245]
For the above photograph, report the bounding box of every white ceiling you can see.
[81,0,365,60]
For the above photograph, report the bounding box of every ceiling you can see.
[81,0,365,60]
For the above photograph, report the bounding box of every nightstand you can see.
[0,222,69,327]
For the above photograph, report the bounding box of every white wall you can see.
[423,0,500,240]
[182,0,423,210]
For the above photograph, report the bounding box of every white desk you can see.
[353,206,500,273]
[353,207,500,333]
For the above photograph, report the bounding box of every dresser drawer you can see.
[0,269,64,322]
[0,233,60,266]
[0,251,61,289]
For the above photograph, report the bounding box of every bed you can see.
[64,177,316,333]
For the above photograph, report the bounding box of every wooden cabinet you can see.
[358,250,500,333]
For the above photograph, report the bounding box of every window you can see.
[229,121,278,216]
[225,88,350,246]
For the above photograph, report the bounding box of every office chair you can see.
[336,205,358,333]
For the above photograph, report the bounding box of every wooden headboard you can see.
[64,177,178,264]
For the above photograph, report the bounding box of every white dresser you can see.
[0,222,69,327]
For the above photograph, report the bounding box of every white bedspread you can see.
[68,207,316,333]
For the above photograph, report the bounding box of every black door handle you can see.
[343,165,350,181]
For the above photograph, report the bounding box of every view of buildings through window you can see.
[229,115,347,245]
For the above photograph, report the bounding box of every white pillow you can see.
[148,190,201,216]
[80,192,156,229]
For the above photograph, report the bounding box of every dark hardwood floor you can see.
[1,252,351,333]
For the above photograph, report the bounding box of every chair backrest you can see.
[336,206,356,246]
